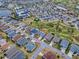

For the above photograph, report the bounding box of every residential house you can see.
[12,34,23,42]
[0,39,9,51]
[3,17,12,23]
[3,27,16,39]
[31,28,39,34]
[0,43,9,51]
[44,33,54,42]
[52,36,61,43]
[25,42,36,52]
[15,6,30,19]
[30,28,39,37]
[42,51,56,59]
[25,27,31,34]
[60,39,69,53]
[49,36,61,46]
[16,37,29,46]
[75,5,79,13]
[4,46,25,59]
[38,31,46,39]
[0,25,9,31]
[0,9,12,18]
[68,44,79,58]
[7,30,16,39]
[75,21,79,30]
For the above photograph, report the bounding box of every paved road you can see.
[31,41,71,59]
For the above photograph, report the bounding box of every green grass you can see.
[54,43,61,50]
[0,52,4,59]
[51,0,79,12]
[30,20,79,43]
[52,0,69,4]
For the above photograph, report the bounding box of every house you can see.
[25,27,31,34]
[76,47,79,56]
[15,6,30,19]
[3,17,12,23]
[0,39,9,51]
[1,25,9,31]
[2,25,15,38]
[12,34,23,42]
[44,33,54,42]
[0,2,4,7]
[5,28,13,34]
[0,9,12,18]
[42,51,56,59]
[0,43,9,51]
[74,21,79,30]
[60,39,69,53]
[7,30,16,39]
[0,24,4,30]
[31,28,39,34]
[8,20,18,26]
[38,31,46,39]
[52,36,61,43]
[16,37,29,46]
[0,36,2,39]
[0,39,6,46]
[56,5,67,11]
[30,28,39,37]
[4,46,25,59]
[49,36,61,46]
[68,44,79,58]
[75,5,79,13]
[25,42,36,52]
[77,51,79,56]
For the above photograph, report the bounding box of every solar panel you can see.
[16,37,28,46]
[8,31,16,38]
[14,52,25,59]
[5,46,25,59]
[5,47,18,58]
[70,44,77,53]
[39,31,45,38]
[25,42,36,52]
[60,40,69,48]
[31,28,39,34]
[11,50,22,59]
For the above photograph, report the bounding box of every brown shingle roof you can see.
[0,43,9,51]
[43,51,56,59]
[12,34,22,42]
[0,24,5,29]
[1,25,9,30]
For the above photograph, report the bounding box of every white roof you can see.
[76,6,79,9]
[0,39,6,46]
[56,6,67,10]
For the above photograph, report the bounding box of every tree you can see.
[34,18,40,22]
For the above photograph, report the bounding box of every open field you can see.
[23,19,79,44]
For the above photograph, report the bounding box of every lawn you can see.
[51,0,79,12]
[0,30,7,39]
[25,19,79,44]
[0,52,4,59]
